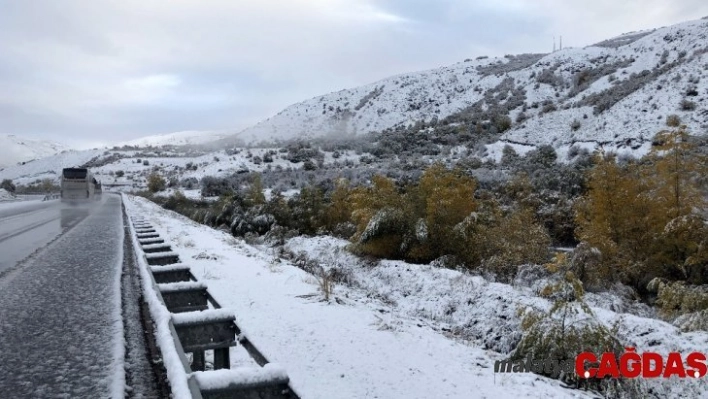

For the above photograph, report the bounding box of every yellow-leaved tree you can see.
[650,126,704,218]
[576,124,708,289]
[646,125,708,283]
[574,151,657,287]
[348,175,408,258]
[324,178,354,236]
[245,174,266,207]
[412,163,477,261]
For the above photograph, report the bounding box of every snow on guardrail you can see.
[122,193,300,399]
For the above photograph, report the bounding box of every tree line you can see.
[150,124,707,296]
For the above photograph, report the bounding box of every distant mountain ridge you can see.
[234,17,708,148]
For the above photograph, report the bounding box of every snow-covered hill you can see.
[235,17,708,148]
[4,17,708,192]
[0,149,107,186]
[118,130,232,148]
[0,135,70,168]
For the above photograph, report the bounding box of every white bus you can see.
[60,168,98,203]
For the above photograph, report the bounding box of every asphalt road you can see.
[0,199,67,274]
[0,195,160,398]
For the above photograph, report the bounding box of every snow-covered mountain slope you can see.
[235,17,708,147]
[119,130,232,148]
[0,149,106,185]
[0,135,70,168]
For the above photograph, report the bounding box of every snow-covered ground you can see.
[124,195,594,399]
[124,195,708,398]
[288,237,708,398]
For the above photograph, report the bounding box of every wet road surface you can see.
[0,196,125,398]
[0,199,65,274]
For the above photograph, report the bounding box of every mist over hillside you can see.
[118,130,233,148]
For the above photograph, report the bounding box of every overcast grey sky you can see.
[1,0,707,147]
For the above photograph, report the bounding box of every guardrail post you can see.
[158,282,209,313]
[172,310,238,372]
[193,365,297,399]
[139,237,165,245]
[192,351,206,372]
[214,348,230,370]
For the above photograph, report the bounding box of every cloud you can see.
[336,3,412,24]
[126,74,181,89]
[1,0,707,143]
[119,74,182,105]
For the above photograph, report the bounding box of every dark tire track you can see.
[0,215,60,244]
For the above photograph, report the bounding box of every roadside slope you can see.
[124,195,590,399]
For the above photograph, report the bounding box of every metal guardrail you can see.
[127,215,301,399]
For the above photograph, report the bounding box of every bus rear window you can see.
[63,168,88,179]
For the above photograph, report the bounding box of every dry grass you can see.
[316,272,334,301]
[301,267,335,301]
